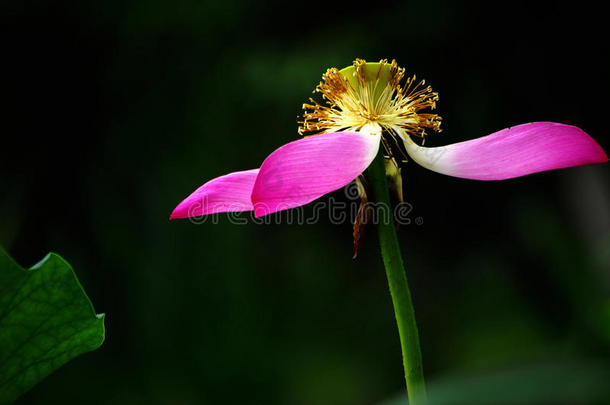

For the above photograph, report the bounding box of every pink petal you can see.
[404,122,608,180]
[251,131,381,217]
[170,169,259,219]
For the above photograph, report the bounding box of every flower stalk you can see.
[367,146,427,404]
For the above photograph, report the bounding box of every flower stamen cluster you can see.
[299,59,442,149]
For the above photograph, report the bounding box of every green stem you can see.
[368,150,427,404]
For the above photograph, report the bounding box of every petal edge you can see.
[170,169,259,219]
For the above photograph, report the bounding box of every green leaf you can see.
[0,246,105,404]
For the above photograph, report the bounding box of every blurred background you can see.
[1,0,609,404]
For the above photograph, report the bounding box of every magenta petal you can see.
[404,122,608,180]
[170,169,259,219]
[251,131,381,217]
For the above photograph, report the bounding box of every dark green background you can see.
[1,0,609,404]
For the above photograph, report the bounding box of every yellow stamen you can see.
[298,59,442,157]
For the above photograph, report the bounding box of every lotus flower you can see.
[171,59,607,220]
